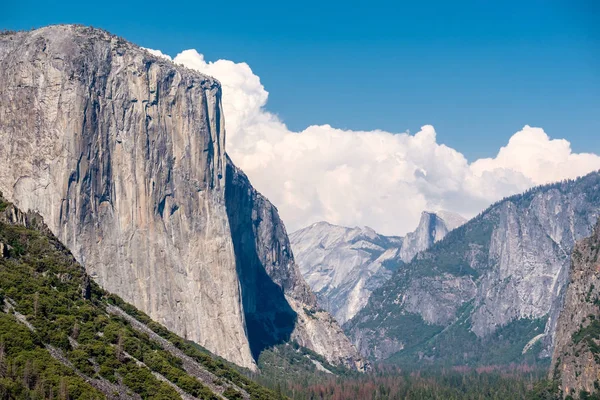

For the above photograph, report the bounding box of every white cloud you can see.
[148,49,600,236]
[142,48,172,60]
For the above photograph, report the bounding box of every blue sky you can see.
[2,0,599,161]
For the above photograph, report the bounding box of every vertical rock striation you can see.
[347,173,600,363]
[0,25,362,371]
[291,222,402,325]
[398,211,466,263]
[551,221,600,398]
[0,25,255,369]
[226,159,365,370]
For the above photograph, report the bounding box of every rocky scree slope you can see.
[0,193,282,400]
[346,171,600,365]
[291,211,465,324]
[0,25,362,372]
[551,220,600,399]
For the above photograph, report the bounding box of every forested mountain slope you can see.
[0,193,282,399]
[347,171,600,366]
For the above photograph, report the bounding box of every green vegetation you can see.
[245,338,559,400]
[108,295,281,400]
[266,364,553,400]
[526,379,561,400]
[0,207,200,398]
[572,317,600,357]
[0,312,104,399]
[353,293,549,369]
[348,171,600,370]
[0,197,281,399]
[0,197,9,212]
[254,341,353,388]
[389,313,549,368]
[407,211,497,279]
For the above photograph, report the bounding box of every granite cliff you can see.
[346,172,600,365]
[398,211,466,264]
[551,221,600,398]
[0,25,361,371]
[0,193,282,399]
[225,158,364,369]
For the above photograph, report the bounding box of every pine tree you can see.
[33,291,39,317]
[23,359,32,389]
[277,382,285,400]
[0,341,5,378]
[71,323,80,339]
[116,333,125,362]
[59,377,68,400]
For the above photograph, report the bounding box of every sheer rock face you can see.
[291,222,402,325]
[291,211,464,325]
[0,25,254,370]
[347,173,600,362]
[551,222,600,398]
[398,211,466,263]
[470,192,587,339]
[225,160,365,370]
[0,25,362,371]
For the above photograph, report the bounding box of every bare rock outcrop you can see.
[291,211,464,325]
[226,158,364,370]
[0,25,361,371]
[398,211,466,263]
[347,173,600,363]
[550,221,600,398]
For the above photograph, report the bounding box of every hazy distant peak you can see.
[434,210,467,231]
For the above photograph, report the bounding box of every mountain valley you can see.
[346,172,600,368]
[0,25,362,374]
[0,22,599,400]
[291,211,466,324]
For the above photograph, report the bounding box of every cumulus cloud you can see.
[142,48,172,60]
[148,49,600,236]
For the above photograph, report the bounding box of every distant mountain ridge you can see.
[346,171,600,366]
[290,211,466,324]
[398,211,467,263]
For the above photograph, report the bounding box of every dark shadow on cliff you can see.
[224,158,297,361]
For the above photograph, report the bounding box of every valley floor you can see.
[253,362,558,400]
